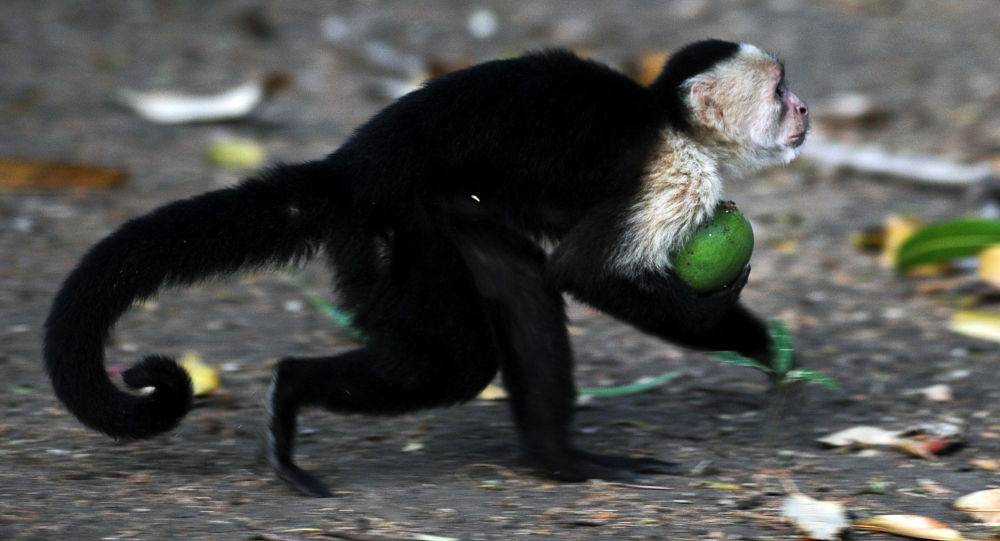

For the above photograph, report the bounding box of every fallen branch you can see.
[800,138,997,188]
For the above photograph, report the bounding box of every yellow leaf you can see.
[205,139,265,169]
[699,481,742,490]
[949,310,1000,343]
[881,214,950,275]
[477,383,507,400]
[978,245,1000,288]
[881,214,923,268]
[954,488,1000,525]
[771,238,799,254]
[178,351,220,396]
[853,515,965,540]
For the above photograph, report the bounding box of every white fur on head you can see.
[610,42,806,277]
[683,43,804,176]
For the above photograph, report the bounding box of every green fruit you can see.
[671,202,754,293]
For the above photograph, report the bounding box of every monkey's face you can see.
[685,44,809,172]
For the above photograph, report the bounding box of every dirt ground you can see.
[2,1,1000,540]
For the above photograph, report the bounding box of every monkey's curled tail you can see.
[44,161,333,439]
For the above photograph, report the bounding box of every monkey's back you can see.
[334,51,663,219]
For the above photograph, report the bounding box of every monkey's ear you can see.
[688,78,725,131]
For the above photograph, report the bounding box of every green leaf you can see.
[769,319,795,375]
[578,371,682,397]
[895,219,1000,272]
[303,292,365,340]
[711,351,773,373]
[785,368,840,390]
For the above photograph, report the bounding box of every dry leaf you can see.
[780,493,849,540]
[819,423,962,460]
[969,458,999,472]
[631,50,669,86]
[771,238,800,254]
[205,138,265,169]
[881,214,923,268]
[699,481,742,490]
[477,383,507,400]
[119,79,273,124]
[853,514,965,540]
[907,383,953,402]
[178,351,220,396]
[896,438,954,460]
[950,310,1000,343]
[814,91,887,126]
[880,214,950,275]
[917,480,953,495]
[817,425,902,447]
[977,245,1000,288]
[954,489,1000,525]
[0,158,127,189]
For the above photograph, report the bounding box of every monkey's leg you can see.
[267,229,501,497]
[482,293,682,481]
[266,337,500,497]
[453,221,681,481]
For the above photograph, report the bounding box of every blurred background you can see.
[2,1,1000,540]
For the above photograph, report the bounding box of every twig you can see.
[801,138,997,188]
[605,482,676,491]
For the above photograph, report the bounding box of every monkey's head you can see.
[652,39,810,174]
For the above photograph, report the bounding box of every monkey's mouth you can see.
[789,132,807,147]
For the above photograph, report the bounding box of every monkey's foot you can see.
[270,459,335,498]
[528,448,683,482]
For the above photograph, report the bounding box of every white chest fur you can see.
[611,130,722,276]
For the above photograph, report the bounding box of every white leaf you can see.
[119,82,264,124]
[817,425,902,447]
[781,493,849,540]
[954,488,1000,525]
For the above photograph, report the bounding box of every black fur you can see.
[650,39,742,131]
[44,41,772,497]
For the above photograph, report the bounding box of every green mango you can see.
[671,201,754,293]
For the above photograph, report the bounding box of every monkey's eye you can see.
[775,84,786,100]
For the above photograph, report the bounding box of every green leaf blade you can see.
[711,350,773,373]
[786,368,841,390]
[578,371,682,397]
[895,219,1000,272]
[769,318,795,375]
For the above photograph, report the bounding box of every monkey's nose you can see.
[798,104,809,116]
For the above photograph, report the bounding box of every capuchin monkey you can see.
[44,39,809,497]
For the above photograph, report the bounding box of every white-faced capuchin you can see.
[44,39,809,497]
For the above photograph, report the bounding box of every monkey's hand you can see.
[665,264,751,332]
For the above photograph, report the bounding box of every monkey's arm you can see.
[547,211,771,362]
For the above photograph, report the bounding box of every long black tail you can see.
[44,161,333,439]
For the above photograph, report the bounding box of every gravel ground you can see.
[2,1,1000,540]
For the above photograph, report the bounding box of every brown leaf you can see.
[0,158,127,189]
[853,514,965,540]
[896,438,955,460]
[630,50,669,86]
